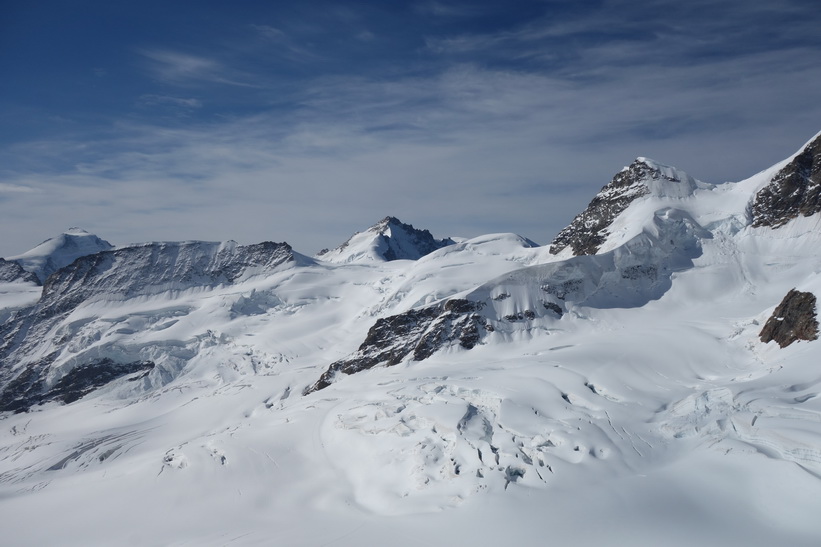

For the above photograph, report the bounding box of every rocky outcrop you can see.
[0,258,39,285]
[549,159,704,256]
[759,289,818,348]
[752,134,821,228]
[305,299,490,393]
[549,161,652,256]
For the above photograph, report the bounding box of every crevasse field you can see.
[2,135,821,546]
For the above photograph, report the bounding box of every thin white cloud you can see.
[3,0,821,257]
[137,94,203,109]
[414,1,481,18]
[138,49,258,87]
[4,44,821,258]
[0,183,39,194]
[249,24,321,61]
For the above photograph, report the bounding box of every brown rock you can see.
[759,289,819,348]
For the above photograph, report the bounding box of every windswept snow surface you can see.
[4,140,821,545]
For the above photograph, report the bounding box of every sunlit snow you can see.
[2,135,821,546]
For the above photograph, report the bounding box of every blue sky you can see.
[2,0,820,256]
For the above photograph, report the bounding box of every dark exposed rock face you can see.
[752,134,821,228]
[305,299,489,393]
[376,217,456,261]
[759,289,818,348]
[0,359,154,413]
[39,240,296,312]
[0,258,40,285]
[549,160,656,256]
[0,240,299,412]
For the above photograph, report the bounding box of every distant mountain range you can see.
[2,131,821,546]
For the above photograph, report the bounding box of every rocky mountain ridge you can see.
[0,258,39,285]
[0,239,298,411]
[2,133,821,412]
[317,216,455,263]
[548,158,708,257]
[752,132,821,228]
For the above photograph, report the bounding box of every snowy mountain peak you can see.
[7,228,114,283]
[317,216,455,263]
[375,215,403,231]
[549,158,708,257]
[631,158,705,198]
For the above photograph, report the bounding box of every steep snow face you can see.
[39,240,301,305]
[478,207,711,318]
[7,228,114,283]
[0,259,41,328]
[0,240,301,412]
[317,216,455,263]
[549,159,711,257]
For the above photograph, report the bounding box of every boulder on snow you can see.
[759,289,819,348]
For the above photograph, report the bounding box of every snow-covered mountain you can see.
[3,132,821,546]
[316,216,456,263]
[7,227,113,283]
[548,158,712,257]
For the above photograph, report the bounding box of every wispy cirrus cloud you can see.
[250,24,322,62]
[0,183,39,194]
[137,94,203,110]
[424,0,821,65]
[138,49,259,88]
[414,1,483,18]
[3,44,820,257]
[2,0,820,258]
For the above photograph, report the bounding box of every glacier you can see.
[1,131,821,546]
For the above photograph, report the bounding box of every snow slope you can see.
[2,132,821,546]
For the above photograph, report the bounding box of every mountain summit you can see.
[7,228,114,283]
[549,159,709,257]
[316,216,455,263]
